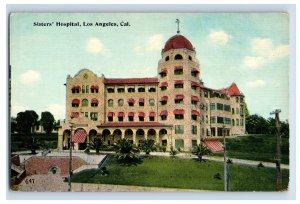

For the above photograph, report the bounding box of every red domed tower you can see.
[157,30,201,150]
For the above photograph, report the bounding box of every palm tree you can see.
[192,143,212,162]
[141,139,157,155]
[114,138,139,163]
[88,136,105,154]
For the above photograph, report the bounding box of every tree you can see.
[140,139,157,155]
[16,110,38,134]
[88,136,105,154]
[192,143,212,162]
[244,101,250,118]
[246,114,269,134]
[25,137,42,154]
[114,138,139,164]
[40,111,55,134]
[11,118,17,133]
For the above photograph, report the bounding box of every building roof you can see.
[97,122,172,128]
[163,34,195,53]
[104,78,159,84]
[218,83,244,97]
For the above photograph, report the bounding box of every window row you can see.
[107,112,156,122]
[71,98,99,107]
[107,98,156,107]
[160,95,200,105]
[159,67,199,77]
[165,54,193,62]
[71,85,99,94]
[174,125,199,135]
[107,86,156,93]
[160,81,200,90]
[210,103,231,112]
[71,112,98,121]
[210,116,244,126]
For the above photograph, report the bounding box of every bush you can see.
[169,146,177,157]
[214,173,221,180]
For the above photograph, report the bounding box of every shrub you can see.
[214,173,221,180]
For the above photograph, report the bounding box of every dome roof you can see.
[163,34,194,52]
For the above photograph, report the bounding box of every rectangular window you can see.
[225,118,231,125]
[175,139,184,149]
[210,103,216,110]
[240,105,244,116]
[191,115,197,121]
[139,102,144,106]
[118,117,123,122]
[210,116,216,124]
[90,112,98,121]
[240,119,244,126]
[217,117,224,124]
[192,140,197,147]
[236,119,239,126]
[236,108,240,114]
[85,112,88,118]
[139,117,144,122]
[108,116,113,122]
[204,91,209,98]
[149,116,155,121]
[174,84,184,88]
[174,99,184,104]
[160,73,167,78]
[175,114,184,120]
[161,101,167,105]
[161,115,167,120]
[175,125,184,134]
[161,86,167,91]
[192,125,197,134]
[128,116,134,122]
[191,72,197,77]
[224,105,231,112]
[174,69,183,75]
[217,103,224,110]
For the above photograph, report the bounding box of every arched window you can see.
[82,85,85,93]
[149,99,155,106]
[72,99,80,107]
[149,87,156,92]
[108,99,113,107]
[174,54,183,60]
[86,85,89,93]
[82,99,88,107]
[165,56,169,61]
[118,99,124,107]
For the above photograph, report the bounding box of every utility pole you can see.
[222,124,229,191]
[68,117,74,192]
[270,109,282,191]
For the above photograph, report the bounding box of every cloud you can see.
[47,104,65,120]
[208,30,232,45]
[86,38,111,56]
[146,34,164,51]
[243,56,265,68]
[244,38,289,69]
[246,80,266,88]
[11,104,29,117]
[20,70,41,85]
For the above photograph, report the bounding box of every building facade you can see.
[58,33,246,151]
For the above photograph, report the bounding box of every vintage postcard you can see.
[9,13,290,192]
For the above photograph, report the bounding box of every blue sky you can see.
[10,13,289,121]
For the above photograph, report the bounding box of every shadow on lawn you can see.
[116,156,143,166]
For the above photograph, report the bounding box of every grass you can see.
[225,134,289,164]
[10,133,58,152]
[72,156,289,191]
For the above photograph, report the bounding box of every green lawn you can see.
[72,156,289,191]
[225,134,289,164]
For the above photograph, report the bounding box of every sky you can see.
[10,13,289,121]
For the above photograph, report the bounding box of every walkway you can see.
[15,174,204,192]
[150,152,290,169]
